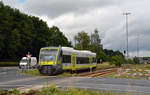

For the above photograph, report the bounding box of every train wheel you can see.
[38,69,44,74]
[92,67,96,71]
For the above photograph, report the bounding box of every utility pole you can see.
[123,12,131,59]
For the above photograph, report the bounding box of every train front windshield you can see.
[40,49,58,61]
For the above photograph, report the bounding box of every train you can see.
[38,46,97,75]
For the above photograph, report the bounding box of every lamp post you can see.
[123,12,131,59]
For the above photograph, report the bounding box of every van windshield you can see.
[40,49,58,61]
[20,59,27,63]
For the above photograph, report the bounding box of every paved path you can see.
[0,67,150,94]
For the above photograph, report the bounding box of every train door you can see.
[72,54,76,70]
[89,56,93,64]
[58,50,62,65]
[56,50,63,73]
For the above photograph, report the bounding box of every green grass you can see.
[20,69,42,76]
[0,84,141,95]
[58,72,77,77]
[103,72,148,79]
[0,62,18,66]
[124,64,150,69]
[96,62,116,70]
[0,89,5,94]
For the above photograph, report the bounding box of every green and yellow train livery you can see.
[38,46,96,75]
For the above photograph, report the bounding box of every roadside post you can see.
[148,74,150,80]
[26,52,32,71]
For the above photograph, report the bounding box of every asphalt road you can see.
[0,67,150,94]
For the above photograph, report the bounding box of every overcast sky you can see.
[3,0,150,57]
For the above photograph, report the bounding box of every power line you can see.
[123,12,131,59]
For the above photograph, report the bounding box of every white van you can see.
[19,57,37,69]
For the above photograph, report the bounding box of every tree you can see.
[104,49,114,56]
[104,49,123,57]
[0,30,4,52]
[7,29,21,59]
[50,26,72,47]
[90,29,102,52]
[74,31,90,50]
[97,50,111,63]
[0,2,72,61]
[133,56,140,64]
[90,29,105,63]
[73,29,125,63]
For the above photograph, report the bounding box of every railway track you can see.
[78,68,119,77]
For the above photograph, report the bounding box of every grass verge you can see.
[124,64,150,69]
[96,62,116,70]
[20,69,42,76]
[21,69,76,77]
[58,72,77,77]
[0,62,18,66]
[0,84,139,95]
[103,72,148,79]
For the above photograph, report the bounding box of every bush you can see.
[0,62,18,66]
[42,84,58,95]
[0,89,4,94]
[97,50,112,63]
[127,59,135,64]
[0,86,134,95]
[11,89,20,95]
[133,57,140,64]
[111,56,125,67]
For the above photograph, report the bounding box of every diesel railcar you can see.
[38,46,96,75]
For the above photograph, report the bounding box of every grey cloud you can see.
[5,0,150,56]
[127,17,150,53]
[23,0,120,18]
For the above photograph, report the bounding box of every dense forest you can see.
[0,2,71,61]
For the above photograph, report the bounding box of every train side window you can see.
[77,57,89,64]
[62,55,71,63]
